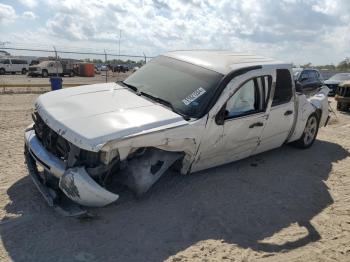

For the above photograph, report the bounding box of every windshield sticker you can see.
[182,87,206,105]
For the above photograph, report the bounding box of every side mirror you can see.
[215,106,229,125]
[295,81,303,93]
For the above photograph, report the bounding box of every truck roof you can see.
[163,50,289,75]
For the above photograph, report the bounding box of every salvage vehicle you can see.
[292,68,324,95]
[335,80,350,112]
[24,51,330,216]
[324,73,350,96]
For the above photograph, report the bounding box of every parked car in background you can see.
[0,58,29,75]
[293,68,324,95]
[94,65,108,74]
[29,61,62,77]
[28,60,76,77]
[24,51,330,216]
[324,73,350,96]
[112,64,128,73]
[335,80,350,112]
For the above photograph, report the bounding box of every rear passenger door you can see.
[254,69,295,154]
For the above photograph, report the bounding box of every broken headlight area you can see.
[27,113,184,214]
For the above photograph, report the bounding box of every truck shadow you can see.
[1,140,349,262]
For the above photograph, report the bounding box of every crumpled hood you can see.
[35,82,188,151]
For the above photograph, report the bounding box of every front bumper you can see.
[24,127,119,216]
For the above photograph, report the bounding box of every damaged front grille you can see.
[32,111,100,168]
[33,112,70,161]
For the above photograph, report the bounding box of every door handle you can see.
[249,122,264,128]
[284,110,293,116]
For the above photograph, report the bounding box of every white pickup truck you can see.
[24,51,330,216]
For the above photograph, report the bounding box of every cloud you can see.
[0,3,16,24]
[22,11,38,20]
[17,0,38,9]
[5,0,350,64]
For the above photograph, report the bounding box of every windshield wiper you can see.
[139,91,191,121]
[119,81,138,92]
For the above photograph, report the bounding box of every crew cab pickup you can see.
[24,51,330,216]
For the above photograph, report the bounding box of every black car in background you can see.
[293,68,324,95]
[111,64,129,73]
[324,73,350,96]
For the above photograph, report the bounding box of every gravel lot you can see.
[0,93,349,262]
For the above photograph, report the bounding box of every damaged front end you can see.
[24,112,184,216]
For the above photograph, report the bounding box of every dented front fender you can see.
[59,167,119,207]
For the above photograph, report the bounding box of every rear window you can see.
[272,69,293,106]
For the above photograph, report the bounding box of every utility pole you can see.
[104,49,107,83]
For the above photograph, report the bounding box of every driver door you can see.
[220,76,270,164]
[193,71,272,172]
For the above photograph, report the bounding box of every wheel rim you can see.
[303,116,317,145]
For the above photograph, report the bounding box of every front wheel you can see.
[22,68,27,75]
[293,114,319,149]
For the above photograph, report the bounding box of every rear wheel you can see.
[0,68,5,75]
[293,113,319,149]
[22,68,27,75]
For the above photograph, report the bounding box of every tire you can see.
[0,68,5,75]
[293,113,319,149]
[69,71,74,77]
[42,70,48,78]
[22,68,27,75]
[337,101,348,112]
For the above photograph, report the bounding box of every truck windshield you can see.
[123,56,223,119]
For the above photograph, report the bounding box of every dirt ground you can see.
[0,93,349,262]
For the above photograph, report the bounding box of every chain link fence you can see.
[0,45,155,94]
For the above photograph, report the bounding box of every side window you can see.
[3,59,10,64]
[309,71,317,81]
[225,76,271,118]
[299,71,309,81]
[272,69,293,107]
[313,70,322,81]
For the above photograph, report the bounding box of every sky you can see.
[0,0,350,65]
